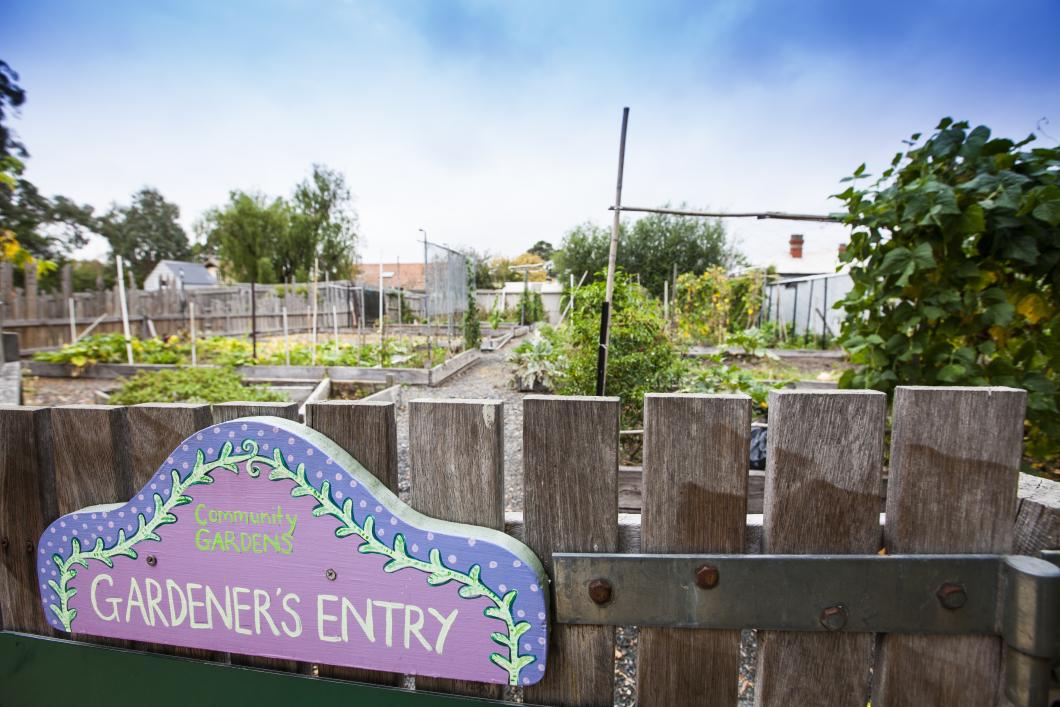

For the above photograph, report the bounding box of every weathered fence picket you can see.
[755,390,886,706]
[873,387,1026,706]
[523,395,620,707]
[409,399,506,699]
[638,393,750,706]
[305,399,404,686]
[0,389,1056,707]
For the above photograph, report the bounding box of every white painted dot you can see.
[530,584,539,592]
[182,462,189,469]
[375,506,383,513]
[288,437,295,445]
[241,423,248,431]
[513,560,522,568]
[334,473,341,481]
[306,449,313,456]
[167,457,174,464]
[138,495,144,501]
[335,491,344,500]
[524,643,531,651]
[47,541,53,547]
[182,444,189,451]
[390,517,397,526]
[489,561,497,568]
[287,455,294,463]
[91,514,96,520]
[537,664,545,672]
[467,538,476,546]
[378,528,386,536]
[359,500,367,508]
[538,612,546,621]
[316,471,323,479]
[447,554,457,564]
[257,430,264,437]
[499,584,507,592]
[538,637,546,645]
[60,521,66,528]
[517,610,525,617]
[325,458,333,465]
[426,532,434,540]
[213,427,220,434]
[412,544,419,552]
[350,479,357,487]
[151,484,157,490]
[229,431,235,438]
[196,434,203,441]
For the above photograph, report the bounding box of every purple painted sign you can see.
[37,416,549,686]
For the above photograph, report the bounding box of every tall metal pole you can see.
[421,229,431,368]
[116,255,134,364]
[596,107,629,395]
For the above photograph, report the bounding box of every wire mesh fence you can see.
[423,240,468,325]
[762,272,852,340]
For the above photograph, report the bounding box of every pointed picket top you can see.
[37,416,549,686]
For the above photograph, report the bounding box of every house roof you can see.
[154,260,217,286]
[741,249,843,278]
[354,262,426,291]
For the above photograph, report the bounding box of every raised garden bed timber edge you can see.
[23,347,482,387]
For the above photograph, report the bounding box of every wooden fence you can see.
[0,260,416,350]
[1,387,1057,706]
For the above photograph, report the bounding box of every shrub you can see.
[107,367,286,405]
[508,332,564,391]
[464,266,481,350]
[835,118,1060,458]
[559,272,684,427]
[673,268,766,344]
[34,333,188,370]
[517,289,546,324]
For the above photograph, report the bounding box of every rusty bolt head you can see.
[0,537,8,550]
[325,568,338,581]
[937,582,967,610]
[146,555,157,567]
[819,604,847,631]
[25,541,34,555]
[587,578,613,605]
[695,564,720,590]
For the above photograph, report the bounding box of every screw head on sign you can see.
[587,578,613,605]
[326,568,338,581]
[146,555,157,567]
[937,583,967,610]
[695,564,720,590]
[819,604,847,631]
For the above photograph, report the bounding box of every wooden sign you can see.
[37,416,549,686]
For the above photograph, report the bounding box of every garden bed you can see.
[23,348,482,387]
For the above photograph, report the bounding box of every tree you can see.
[1,60,28,190]
[203,191,289,356]
[553,205,744,297]
[528,240,554,261]
[460,247,495,289]
[287,164,358,282]
[836,118,1060,459]
[511,252,548,282]
[463,262,481,349]
[97,187,191,284]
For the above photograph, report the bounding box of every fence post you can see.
[407,398,505,698]
[523,395,619,707]
[304,399,404,687]
[755,390,886,705]
[0,407,56,635]
[873,386,1026,706]
[638,393,750,706]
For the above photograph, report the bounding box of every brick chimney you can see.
[789,234,804,259]
[838,243,847,256]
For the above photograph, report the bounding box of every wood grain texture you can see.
[873,386,1026,707]
[755,390,886,707]
[127,404,212,489]
[50,405,134,648]
[211,401,299,425]
[210,401,302,673]
[408,398,504,698]
[1014,473,1060,555]
[638,394,750,707]
[125,403,218,661]
[522,395,619,707]
[0,406,56,634]
[305,400,402,687]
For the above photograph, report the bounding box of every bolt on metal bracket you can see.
[552,552,1060,707]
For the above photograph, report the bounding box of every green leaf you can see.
[937,364,966,382]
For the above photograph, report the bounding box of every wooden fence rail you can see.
[1,387,1057,706]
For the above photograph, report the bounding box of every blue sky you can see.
[3,0,1059,266]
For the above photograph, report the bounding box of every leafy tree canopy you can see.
[836,118,1060,458]
[287,164,359,282]
[527,239,554,260]
[203,191,288,284]
[97,187,191,284]
[553,205,745,297]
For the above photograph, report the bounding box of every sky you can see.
[3,0,1059,268]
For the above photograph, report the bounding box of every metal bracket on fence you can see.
[552,552,1060,707]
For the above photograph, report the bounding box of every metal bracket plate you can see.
[553,552,1060,707]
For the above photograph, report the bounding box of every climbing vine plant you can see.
[835,118,1060,460]
[48,437,536,685]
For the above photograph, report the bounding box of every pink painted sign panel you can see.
[37,416,549,686]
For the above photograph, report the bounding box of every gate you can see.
[1,388,1058,706]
